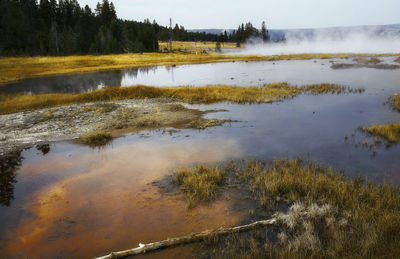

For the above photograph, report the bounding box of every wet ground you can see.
[1,57,400,258]
[1,56,399,94]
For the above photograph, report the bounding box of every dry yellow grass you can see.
[159,41,238,52]
[174,165,225,206]
[1,52,397,85]
[77,130,113,146]
[180,157,400,258]
[0,83,362,115]
[389,94,400,112]
[354,57,381,64]
[361,123,400,145]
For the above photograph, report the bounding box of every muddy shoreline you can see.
[0,98,229,156]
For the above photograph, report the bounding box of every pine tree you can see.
[261,21,270,43]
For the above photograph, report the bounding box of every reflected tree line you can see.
[0,145,51,207]
[0,66,158,94]
[0,151,23,207]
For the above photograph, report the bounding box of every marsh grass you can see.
[360,123,400,146]
[395,56,400,63]
[173,165,225,206]
[389,94,400,112]
[0,53,396,85]
[356,94,400,148]
[176,157,400,258]
[0,83,363,115]
[354,57,381,64]
[188,119,234,129]
[77,130,113,146]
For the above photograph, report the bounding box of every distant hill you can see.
[189,24,400,41]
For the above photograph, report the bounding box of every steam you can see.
[235,26,400,55]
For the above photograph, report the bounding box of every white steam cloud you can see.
[234,26,400,55]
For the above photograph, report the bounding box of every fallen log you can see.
[95,217,277,259]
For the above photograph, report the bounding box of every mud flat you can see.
[0,99,228,155]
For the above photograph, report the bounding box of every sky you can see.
[78,0,400,30]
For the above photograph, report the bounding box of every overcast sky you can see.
[78,0,400,30]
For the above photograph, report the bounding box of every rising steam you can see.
[235,25,400,55]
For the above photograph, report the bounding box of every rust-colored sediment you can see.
[2,139,244,258]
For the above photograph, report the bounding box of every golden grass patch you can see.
[360,123,400,146]
[158,41,238,52]
[1,52,397,85]
[177,157,400,258]
[77,130,113,146]
[0,83,363,115]
[389,94,400,112]
[174,165,225,206]
[354,57,381,64]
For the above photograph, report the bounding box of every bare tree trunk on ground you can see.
[95,218,277,259]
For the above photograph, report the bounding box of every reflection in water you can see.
[0,67,157,94]
[0,151,23,207]
[1,57,399,95]
[0,58,399,258]
[1,138,243,258]
[36,144,50,156]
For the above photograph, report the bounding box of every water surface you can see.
[1,58,400,258]
[1,56,399,94]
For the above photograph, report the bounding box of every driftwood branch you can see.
[95,218,277,259]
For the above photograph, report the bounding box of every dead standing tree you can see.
[169,18,173,52]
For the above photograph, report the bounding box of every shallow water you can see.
[1,56,399,94]
[1,59,400,258]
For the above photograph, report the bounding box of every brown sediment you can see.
[0,139,244,258]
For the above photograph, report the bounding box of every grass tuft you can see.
[174,165,225,206]
[354,57,381,64]
[360,123,400,146]
[388,94,400,112]
[188,119,233,129]
[77,130,113,146]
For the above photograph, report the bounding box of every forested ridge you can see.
[0,0,274,56]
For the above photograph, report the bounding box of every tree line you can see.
[0,0,278,56]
